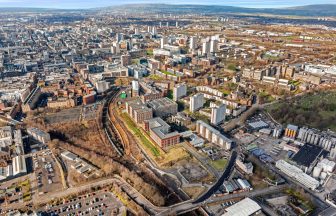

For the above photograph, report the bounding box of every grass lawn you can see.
[149,74,164,81]
[157,145,191,167]
[160,70,176,76]
[210,158,228,171]
[121,112,191,168]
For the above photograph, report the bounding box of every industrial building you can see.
[284,124,299,139]
[196,120,232,150]
[292,143,327,172]
[223,198,261,216]
[275,160,319,190]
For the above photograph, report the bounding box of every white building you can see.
[190,93,204,112]
[202,41,210,55]
[196,120,232,150]
[0,126,13,148]
[95,80,110,93]
[275,160,319,190]
[211,103,226,125]
[12,155,27,176]
[223,198,261,216]
[173,83,187,101]
[190,36,197,50]
[27,127,51,144]
[210,39,218,53]
[161,36,168,49]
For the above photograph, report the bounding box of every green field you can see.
[267,91,336,131]
[210,158,228,171]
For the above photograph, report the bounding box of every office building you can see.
[132,80,140,97]
[236,159,254,175]
[126,99,153,124]
[95,80,110,93]
[143,117,180,149]
[173,83,187,101]
[196,120,232,150]
[147,97,178,118]
[211,103,226,125]
[190,93,204,112]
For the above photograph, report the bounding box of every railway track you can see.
[101,87,125,156]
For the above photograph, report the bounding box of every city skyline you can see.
[0,0,335,9]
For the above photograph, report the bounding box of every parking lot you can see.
[44,107,81,124]
[33,150,63,194]
[81,103,101,120]
[43,190,124,215]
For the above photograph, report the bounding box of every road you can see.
[194,151,237,203]
[157,184,287,216]
[2,176,162,214]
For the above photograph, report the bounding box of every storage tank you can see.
[313,166,322,178]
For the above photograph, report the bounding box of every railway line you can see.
[101,87,125,156]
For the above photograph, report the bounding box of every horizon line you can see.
[0,3,335,10]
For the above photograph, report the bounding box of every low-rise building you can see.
[143,117,180,149]
[147,97,178,118]
[27,127,51,144]
[275,160,319,190]
[126,99,153,124]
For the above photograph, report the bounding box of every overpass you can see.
[157,185,287,216]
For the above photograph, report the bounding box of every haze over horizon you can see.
[0,0,335,9]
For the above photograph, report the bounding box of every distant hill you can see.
[0,4,335,17]
[101,4,336,17]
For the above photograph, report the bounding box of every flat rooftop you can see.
[292,143,327,168]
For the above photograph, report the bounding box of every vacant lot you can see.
[267,91,336,131]
[210,158,228,171]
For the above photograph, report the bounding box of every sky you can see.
[0,0,334,9]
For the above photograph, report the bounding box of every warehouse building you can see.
[275,160,319,190]
[223,198,261,216]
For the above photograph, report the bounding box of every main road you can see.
[157,184,287,216]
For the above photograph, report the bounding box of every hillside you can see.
[266,91,336,132]
[105,4,336,17]
[0,4,336,17]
